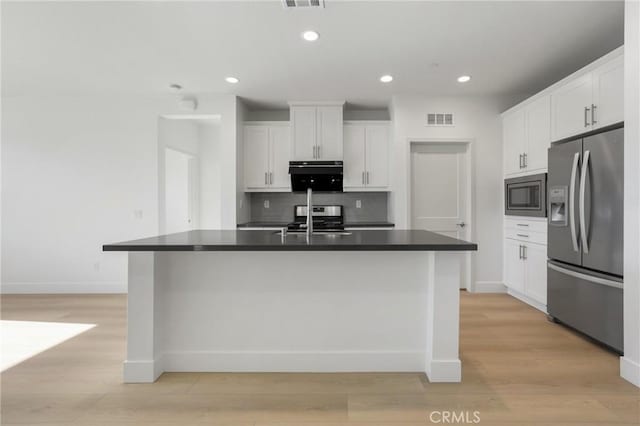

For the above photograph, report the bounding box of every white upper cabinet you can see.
[244,123,291,192]
[551,52,624,141]
[343,125,366,188]
[551,73,594,141]
[268,125,292,190]
[316,106,344,160]
[290,102,344,160]
[244,125,270,189]
[591,54,624,130]
[365,125,389,189]
[291,106,316,160]
[343,122,390,191]
[503,95,550,176]
[525,95,551,172]
[503,109,526,176]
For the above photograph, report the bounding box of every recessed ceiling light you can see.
[225,77,239,84]
[380,75,393,83]
[302,30,320,42]
[457,75,471,83]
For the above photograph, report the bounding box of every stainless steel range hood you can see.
[289,161,343,192]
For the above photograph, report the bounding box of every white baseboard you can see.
[507,288,547,313]
[123,359,162,383]
[1,281,127,294]
[472,281,507,293]
[425,359,461,382]
[620,356,640,387]
[160,350,425,373]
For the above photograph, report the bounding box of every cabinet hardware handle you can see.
[519,154,523,169]
[366,171,370,184]
[362,171,365,185]
[584,106,590,127]
[516,233,529,238]
[269,172,273,185]
[591,104,597,125]
[317,145,321,158]
[523,153,527,168]
[519,245,523,260]
[523,245,527,260]
[264,172,268,185]
[313,146,316,159]
[516,223,529,227]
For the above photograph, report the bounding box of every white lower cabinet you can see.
[504,218,547,311]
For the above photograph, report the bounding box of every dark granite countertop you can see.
[103,230,476,252]
[236,222,395,228]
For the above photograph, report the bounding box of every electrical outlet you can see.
[134,209,143,219]
[356,200,362,209]
[264,200,270,209]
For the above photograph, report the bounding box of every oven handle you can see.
[569,152,580,253]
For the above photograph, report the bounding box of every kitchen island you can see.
[103,230,477,383]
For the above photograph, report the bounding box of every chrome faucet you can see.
[306,187,313,237]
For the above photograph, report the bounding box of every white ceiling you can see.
[1,1,624,109]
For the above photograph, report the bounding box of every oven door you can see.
[504,174,547,217]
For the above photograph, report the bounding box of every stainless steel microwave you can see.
[504,173,547,217]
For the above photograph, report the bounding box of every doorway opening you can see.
[409,140,474,290]
[158,115,221,234]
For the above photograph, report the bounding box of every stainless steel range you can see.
[287,205,345,232]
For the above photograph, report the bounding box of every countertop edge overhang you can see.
[102,230,478,252]
[103,244,477,252]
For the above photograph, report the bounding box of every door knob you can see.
[456,222,466,228]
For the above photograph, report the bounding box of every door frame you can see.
[407,138,475,291]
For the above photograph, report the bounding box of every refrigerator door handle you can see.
[569,152,580,252]
[579,150,590,254]
[548,262,622,289]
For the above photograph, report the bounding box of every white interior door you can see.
[411,143,469,288]
[165,147,196,234]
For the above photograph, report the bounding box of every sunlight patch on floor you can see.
[0,320,95,371]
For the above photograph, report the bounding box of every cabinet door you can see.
[503,110,526,175]
[551,73,593,141]
[592,54,624,130]
[525,95,551,172]
[316,106,343,160]
[343,125,366,189]
[244,126,269,189]
[524,242,547,305]
[504,239,525,293]
[365,125,389,189]
[291,106,316,160]
[269,126,291,190]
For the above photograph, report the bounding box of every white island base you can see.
[125,251,463,383]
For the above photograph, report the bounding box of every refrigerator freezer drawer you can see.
[547,262,623,353]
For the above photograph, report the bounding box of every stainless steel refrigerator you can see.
[547,125,624,353]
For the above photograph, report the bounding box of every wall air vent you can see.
[426,113,455,127]
[282,0,324,8]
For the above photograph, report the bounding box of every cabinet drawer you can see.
[504,217,547,233]
[505,227,547,245]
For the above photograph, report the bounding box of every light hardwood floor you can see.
[1,292,637,425]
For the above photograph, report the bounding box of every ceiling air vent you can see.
[282,0,324,8]
[426,113,455,127]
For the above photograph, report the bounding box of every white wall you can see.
[622,0,640,387]
[390,95,519,291]
[1,94,239,293]
[235,100,251,225]
[198,121,222,229]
